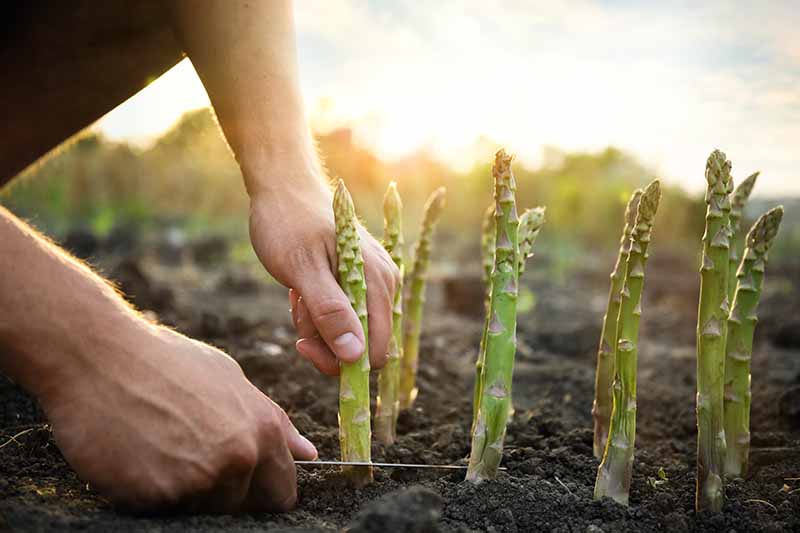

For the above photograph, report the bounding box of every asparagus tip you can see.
[733,172,760,207]
[638,179,661,221]
[383,181,403,219]
[747,206,784,251]
[705,150,732,189]
[333,179,356,223]
[424,187,447,221]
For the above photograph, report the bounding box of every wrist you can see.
[241,142,331,204]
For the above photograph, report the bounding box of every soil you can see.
[2,246,800,532]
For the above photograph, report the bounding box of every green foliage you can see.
[0,108,785,271]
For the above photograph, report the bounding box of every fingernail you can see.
[295,339,310,359]
[333,332,363,362]
[300,435,318,459]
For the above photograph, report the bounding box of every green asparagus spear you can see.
[333,179,373,487]
[376,181,405,445]
[593,180,661,505]
[472,206,546,435]
[695,150,734,512]
[723,207,783,478]
[592,189,643,459]
[481,204,496,296]
[728,172,760,303]
[472,204,496,435]
[466,149,520,482]
[399,186,446,410]
[517,207,546,276]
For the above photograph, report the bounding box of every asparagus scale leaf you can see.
[376,182,405,445]
[728,172,760,303]
[467,149,520,482]
[472,206,545,435]
[333,179,373,487]
[695,150,734,512]
[399,186,446,410]
[594,180,660,506]
[592,189,643,459]
[723,206,783,478]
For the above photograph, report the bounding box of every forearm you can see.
[165,0,323,197]
[0,207,144,402]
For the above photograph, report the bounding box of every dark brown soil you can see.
[2,250,800,532]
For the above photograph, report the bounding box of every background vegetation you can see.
[2,109,796,278]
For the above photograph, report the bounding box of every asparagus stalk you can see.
[466,149,520,482]
[481,204,496,296]
[399,187,446,410]
[375,181,405,445]
[472,207,546,435]
[333,179,373,487]
[471,204,496,435]
[593,180,661,505]
[592,189,643,459]
[728,172,760,303]
[723,207,783,478]
[695,150,734,512]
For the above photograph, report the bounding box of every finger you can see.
[246,409,299,512]
[296,337,340,376]
[363,256,394,370]
[276,407,317,460]
[289,289,299,323]
[293,297,318,339]
[294,268,365,364]
[246,448,298,513]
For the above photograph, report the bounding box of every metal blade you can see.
[295,460,505,470]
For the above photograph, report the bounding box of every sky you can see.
[97,0,800,196]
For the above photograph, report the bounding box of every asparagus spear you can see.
[723,207,783,478]
[695,150,734,512]
[592,189,643,459]
[517,207,546,276]
[472,207,546,435]
[593,180,661,505]
[333,179,373,487]
[376,181,405,445]
[399,187,446,410]
[481,204,496,296]
[728,172,760,303]
[472,204,496,435]
[466,149,520,482]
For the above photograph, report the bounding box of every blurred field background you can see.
[2,106,797,286]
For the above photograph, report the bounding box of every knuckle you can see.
[222,437,259,475]
[310,298,350,327]
[260,410,285,442]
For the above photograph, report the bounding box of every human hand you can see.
[248,168,400,376]
[40,322,316,513]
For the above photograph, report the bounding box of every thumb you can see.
[294,267,366,364]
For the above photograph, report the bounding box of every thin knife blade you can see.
[295,460,505,470]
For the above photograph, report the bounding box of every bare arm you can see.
[165,0,399,373]
[0,207,316,512]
